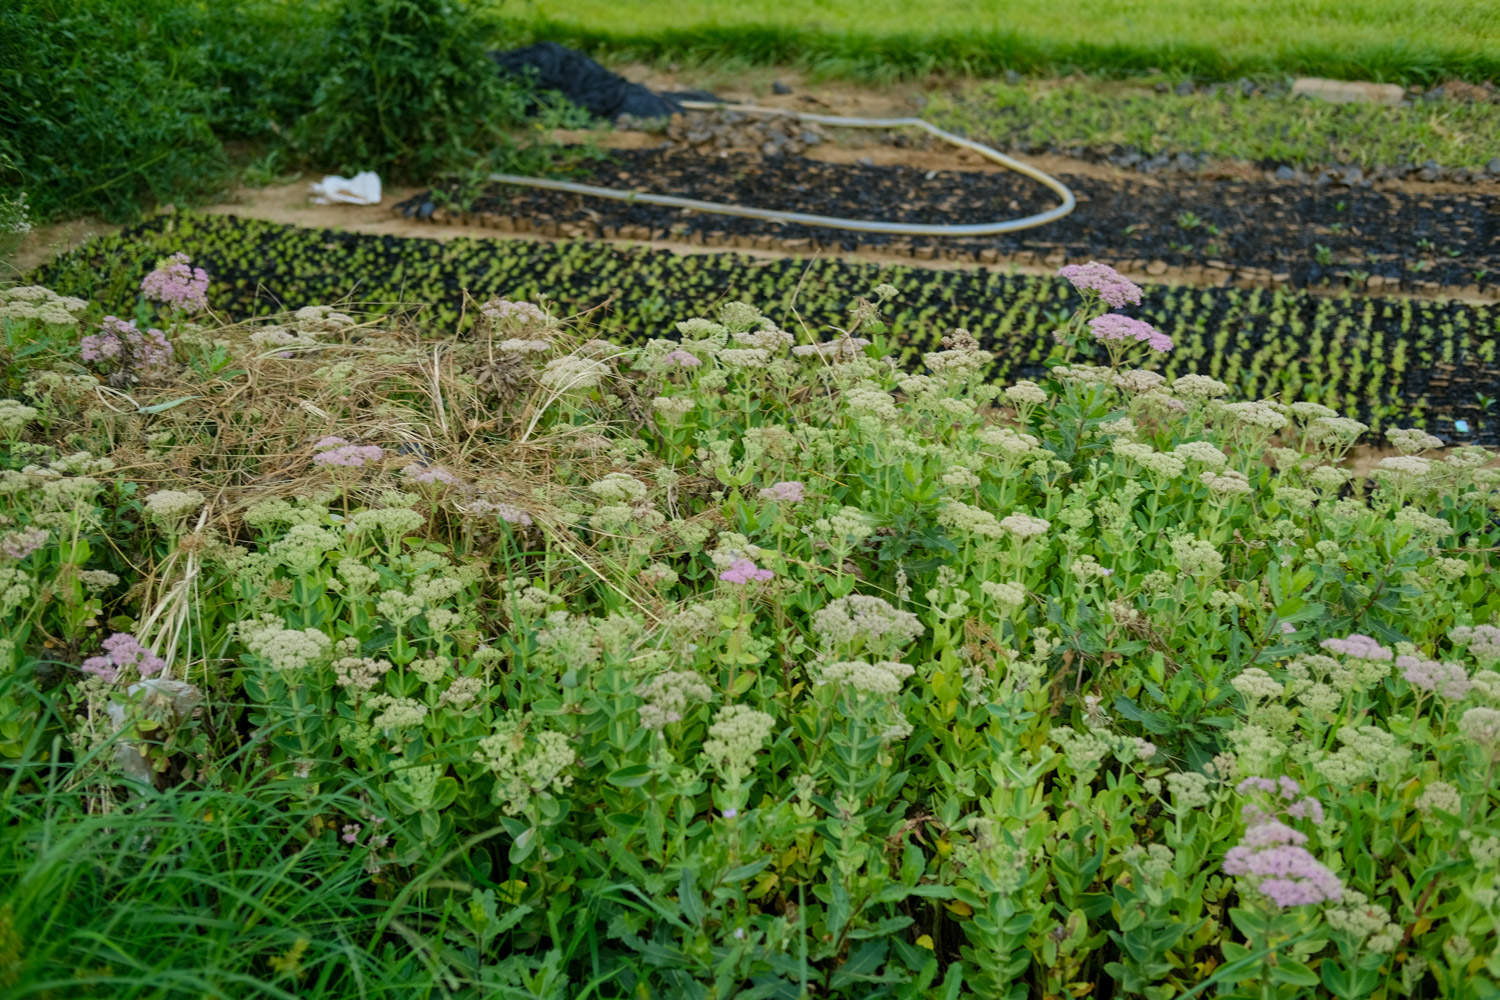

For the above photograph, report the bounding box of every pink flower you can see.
[312,436,384,468]
[401,462,462,487]
[1058,261,1143,309]
[664,349,702,368]
[80,316,174,379]
[1398,655,1471,699]
[758,481,806,503]
[1320,634,1393,662]
[0,526,48,561]
[1088,314,1173,353]
[140,253,210,313]
[719,558,773,584]
[1223,781,1341,908]
[80,632,167,684]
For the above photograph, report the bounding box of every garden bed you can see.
[396,147,1500,299]
[33,212,1500,444]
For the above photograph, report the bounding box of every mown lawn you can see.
[505,0,1500,83]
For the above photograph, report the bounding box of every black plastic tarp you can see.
[490,42,718,121]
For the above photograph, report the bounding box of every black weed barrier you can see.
[33,212,1500,444]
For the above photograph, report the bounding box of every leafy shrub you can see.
[0,0,231,223]
[287,0,538,182]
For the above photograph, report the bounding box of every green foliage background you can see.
[0,0,542,224]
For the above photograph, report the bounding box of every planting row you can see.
[399,147,1500,296]
[32,212,1500,443]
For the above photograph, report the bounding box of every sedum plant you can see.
[0,262,1496,996]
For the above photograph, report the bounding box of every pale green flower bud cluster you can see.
[1114,440,1186,479]
[702,704,776,786]
[244,497,328,532]
[1325,890,1402,953]
[0,567,32,617]
[1112,369,1166,394]
[1304,416,1368,449]
[539,355,609,393]
[1004,380,1047,406]
[473,715,576,816]
[813,594,924,656]
[333,654,393,693]
[937,499,1004,539]
[368,694,427,730]
[1170,535,1224,579]
[1000,513,1050,540]
[1387,427,1445,454]
[1460,706,1500,749]
[439,676,484,709]
[0,399,37,437]
[813,506,875,545]
[1050,725,1113,775]
[1231,667,1284,703]
[237,616,332,672]
[1313,725,1409,785]
[1166,770,1216,811]
[1173,440,1228,468]
[144,488,205,526]
[638,670,713,730]
[350,506,425,541]
[411,655,451,684]
[982,580,1027,609]
[267,523,341,576]
[1219,400,1289,431]
[376,589,423,626]
[718,347,771,369]
[1171,374,1230,400]
[535,611,604,672]
[816,658,914,697]
[1375,455,1431,478]
[1200,468,1251,496]
[978,425,1041,459]
[1415,781,1461,815]
[842,383,900,422]
[652,395,694,420]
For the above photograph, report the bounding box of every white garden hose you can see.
[485,100,1075,236]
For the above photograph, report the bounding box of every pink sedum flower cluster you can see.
[0,526,49,561]
[1320,634,1393,661]
[1399,655,1471,699]
[664,349,703,368]
[400,462,462,487]
[80,316,174,379]
[1223,778,1341,908]
[312,436,384,468]
[758,481,806,503]
[1088,314,1173,353]
[1058,261,1143,309]
[81,632,167,684]
[720,558,773,584]
[140,253,210,312]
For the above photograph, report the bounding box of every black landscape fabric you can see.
[490,42,719,121]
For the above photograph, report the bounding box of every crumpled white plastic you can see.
[309,171,382,206]
[106,678,204,789]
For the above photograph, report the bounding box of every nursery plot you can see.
[34,212,1500,443]
[397,148,1500,298]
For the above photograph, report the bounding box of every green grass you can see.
[504,0,1500,84]
[926,79,1500,170]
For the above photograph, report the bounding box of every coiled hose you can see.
[485,100,1076,237]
